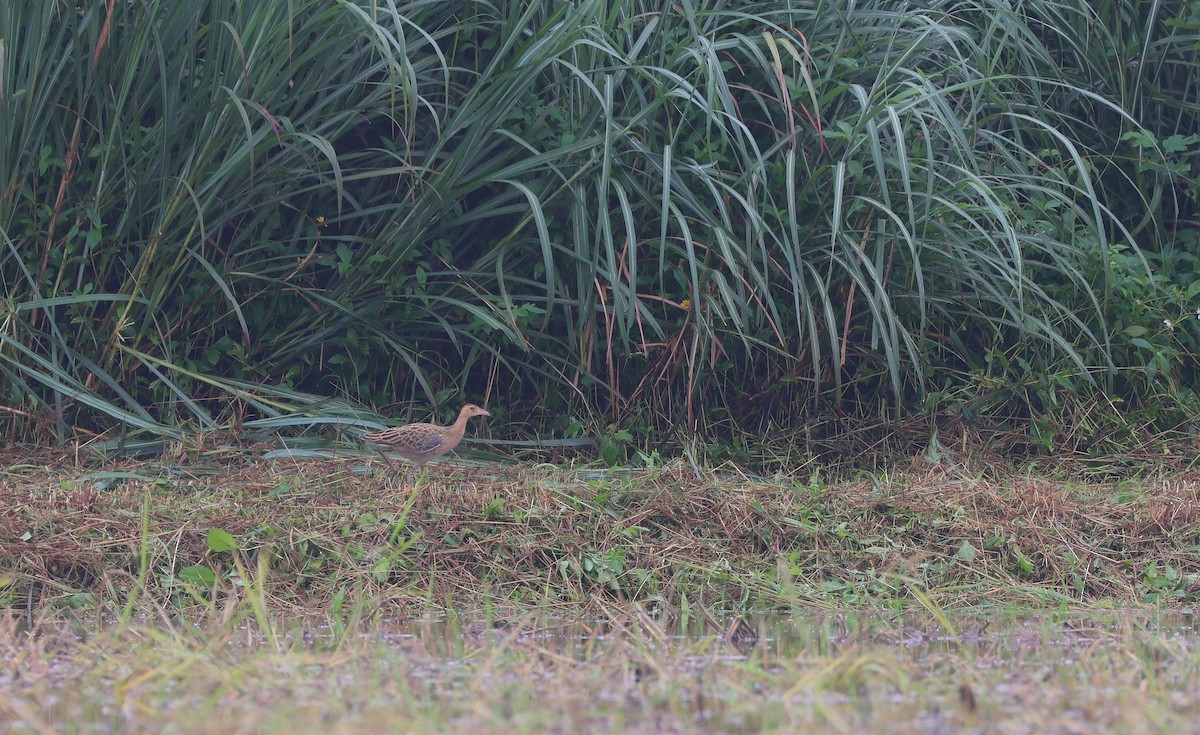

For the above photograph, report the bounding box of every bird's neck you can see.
[447,412,470,435]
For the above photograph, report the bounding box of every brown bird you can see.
[362,404,490,474]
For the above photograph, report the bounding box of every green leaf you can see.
[1162,134,1200,154]
[207,529,238,553]
[372,559,392,582]
[955,540,977,563]
[178,565,217,587]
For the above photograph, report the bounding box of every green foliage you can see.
[0,0,1197,455]
[1141,561,1200,601]
[206,529,238,553]
[178,565,217,588]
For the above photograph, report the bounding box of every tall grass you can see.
[1,0,1196,454]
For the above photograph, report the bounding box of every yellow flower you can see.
[680,299,692,310]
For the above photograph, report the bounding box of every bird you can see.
[362,404,490,476]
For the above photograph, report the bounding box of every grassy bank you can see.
[5,449,1200,733]
[3,448,1198,614]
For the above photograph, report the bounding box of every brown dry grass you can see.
[2,445,1200,614]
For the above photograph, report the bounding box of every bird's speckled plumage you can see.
[363,404,490,467]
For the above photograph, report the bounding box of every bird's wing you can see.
[402,427,446,453]
[365,424,445,454]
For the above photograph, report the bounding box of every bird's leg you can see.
[393,460,418,485]
[367,443,401,478]
[399,464,429,486]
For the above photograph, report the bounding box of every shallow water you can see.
[3,608,1198,734]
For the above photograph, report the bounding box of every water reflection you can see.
[365,607,1198,660]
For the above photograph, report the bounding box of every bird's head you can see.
[460,404,490,419]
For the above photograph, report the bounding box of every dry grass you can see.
[4,447,1200,733]
[2,446,1199,614]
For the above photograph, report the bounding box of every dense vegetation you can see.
[2,0,1198,463]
